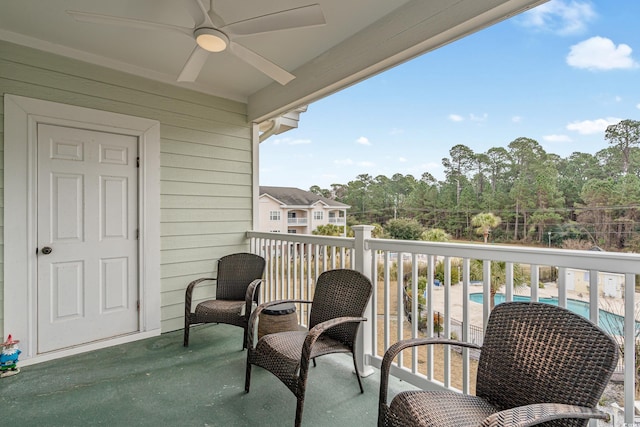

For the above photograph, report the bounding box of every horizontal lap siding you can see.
[0,40,253,335]
[0,79,3,342]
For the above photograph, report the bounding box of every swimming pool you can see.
[469,293,635,336]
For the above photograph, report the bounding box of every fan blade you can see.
[184,0,217,28]
[229,41,295,85]
[67,10,193,37]
[184,0,208,27]
[177,45,210,82]
[206,1,227,29]
[224,4,325,36]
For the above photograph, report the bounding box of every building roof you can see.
[260,186,349,208]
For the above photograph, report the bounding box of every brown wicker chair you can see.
[378,301,619,427]
[184,252,265,349]
[245,268,373,427]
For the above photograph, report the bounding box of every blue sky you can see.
[259,0,640,190]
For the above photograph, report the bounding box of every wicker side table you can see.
[258,302,298,339]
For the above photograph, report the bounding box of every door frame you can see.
[4,94,161,364]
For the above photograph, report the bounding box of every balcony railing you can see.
[287,218,307,225]
[328,217,346,224]
[247,226,640,425]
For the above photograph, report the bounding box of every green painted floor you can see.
[0,325,414,426]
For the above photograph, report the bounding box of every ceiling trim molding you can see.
[0,28,246,103]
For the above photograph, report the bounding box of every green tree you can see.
[576,178,615,247]
[312,224,344,236]
[556,152,601,209]
[528,211,563,243]
[508,138,546,240]
[610,174,640,249]
[471,212,502,243]
[390,173,417,218]
[406,172,439,224]
[605,119,640,175]
[442,144,475,206]
[421,228,451,242]
[385,218,423,240]
[470,260,527,309]
[309,185,330,198]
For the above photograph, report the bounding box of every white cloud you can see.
[566,117,621,134]
[637,103,640,109]
[615,96,622,102]
[389,128,404,135]
[512,116,522,123]
[334,158,354,166]
[543,134,572,142]
[356,136,371,145]
[470,113,488,122]
[521,0,596,35]
[567,37,638,70]
[358,161,375,167]
[448,114,464,122]
[398,157,407,162]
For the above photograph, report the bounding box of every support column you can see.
[352,225,375,377]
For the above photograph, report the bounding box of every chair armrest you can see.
[303,316,367,351]
[299,316,367,380]
[480,403,610,427]
[379,337,481,407]
[184,277,216,314]
[246,299,313,349]
[244,279,263,321]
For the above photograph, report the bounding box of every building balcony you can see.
[287,218,308,225]
[248,228,640,426]
[7,229,638,425]
[328,217,346,224]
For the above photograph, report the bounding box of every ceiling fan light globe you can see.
[194,28,228,52]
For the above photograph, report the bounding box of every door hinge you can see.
[136,157,140,168]
[136,229,139,240]
[137,300,140,312]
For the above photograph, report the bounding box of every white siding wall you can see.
[0,40,253,334]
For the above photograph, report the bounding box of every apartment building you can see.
[259,186,349,235]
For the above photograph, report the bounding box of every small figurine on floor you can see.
[0,334,21,378]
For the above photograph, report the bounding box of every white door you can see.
[37,123,139,353]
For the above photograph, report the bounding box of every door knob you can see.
[41,247,53,255]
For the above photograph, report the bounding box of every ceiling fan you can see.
[67,1,326,85]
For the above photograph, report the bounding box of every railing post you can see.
[353,225,375,377]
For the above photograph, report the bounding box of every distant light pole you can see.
[548,231,551,248]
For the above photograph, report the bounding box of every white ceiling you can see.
[0,0,547,122]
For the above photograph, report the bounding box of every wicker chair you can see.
[378,301,619,427]
[184,252,265,349]
[245,269,373,427]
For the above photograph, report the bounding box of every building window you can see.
[287,229,297,234]
[270,211,280,221]
[313,211,323,220]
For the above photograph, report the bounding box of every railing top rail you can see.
[247,231,355,249]
[366,238,640,274]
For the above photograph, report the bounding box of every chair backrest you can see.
[308,269,373,347]
[215,253,266,300]
[476,302,619,427]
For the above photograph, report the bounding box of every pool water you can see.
[469,293,635,336]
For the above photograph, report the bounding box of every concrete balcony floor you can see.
[1,325,411,426]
